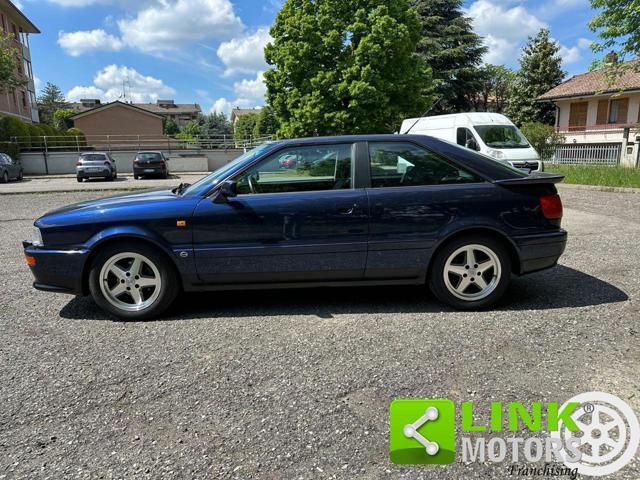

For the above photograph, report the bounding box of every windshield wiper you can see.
[173,183,191,195]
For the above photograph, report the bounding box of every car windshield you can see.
[80,154,106,162]
[473,125,530,149]
[138,153,161,160]
[182,143,277,196]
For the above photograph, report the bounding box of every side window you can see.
[235,144,353,195]
[456,128,479,151]
[368,142,483,188]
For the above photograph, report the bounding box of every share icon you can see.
[402,406,440,455]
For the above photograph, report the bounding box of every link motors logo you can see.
[390,392,639,477]
[551,392,640,476]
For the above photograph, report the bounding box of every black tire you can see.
[134,174,139,180]
[428,234,511,310]
[18,170,23,181]
[88,242,179,320]
[1,171,7,183]
[77,176,83,183]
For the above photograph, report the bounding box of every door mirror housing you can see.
[213,180,238,203]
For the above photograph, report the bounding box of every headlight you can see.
[31,227,43,247]
[488,149,505,160]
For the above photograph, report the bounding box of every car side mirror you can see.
[213,180,238,203]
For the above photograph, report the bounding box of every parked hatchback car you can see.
[0,153,23,182]
[76,152,117,182]
[24,135,567,320]
[133,151,169,179]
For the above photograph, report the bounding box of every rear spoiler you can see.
[493,173,564,186]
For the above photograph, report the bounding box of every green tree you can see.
[264,0,432,137]
[37,83,66,126]
[0,31,26,93]
[471,64,514,113]
[504,29,565,126]
[234,113,259,141]
[164,116,180,135]
[520,122,565,161]
[200,112,233,137]
[410,0,486,114]
[53,108,75,131]
[589,0,640,71]
[253,106,279,137]
[182,121,202,137]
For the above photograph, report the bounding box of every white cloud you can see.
[211,71,266,115]
[58,29,124,56]
[559,44,581,65]
[118,0,243,53]
[578,38,593,50]
[67,85,105,101]
[217,28,271,76]
[67,65,175,103]
[468,0,546,42]
[482,35,519,65]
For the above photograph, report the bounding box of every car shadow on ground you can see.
[59,264,629,322]
[82,177,127,183]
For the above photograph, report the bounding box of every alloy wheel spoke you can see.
[477,259,496,273]
[466,247,477,267]
[110,265,128,281]
[137,276,158,288]
[129,287,143,305]
[456,277,471,294]
[129,257,143,277]
[447,265,467,277]
[475,275,488,290]
[109,283,127,297]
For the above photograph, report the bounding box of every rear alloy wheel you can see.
[429,235,511,310]
[89,243,179,320]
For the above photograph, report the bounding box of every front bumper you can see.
[513,230,567,274]
[23,241,90,295]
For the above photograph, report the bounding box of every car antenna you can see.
[402,96,443,134]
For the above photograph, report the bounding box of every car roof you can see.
[137,151,163,154]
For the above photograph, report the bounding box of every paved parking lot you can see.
[0,174,205,195]
[0,187,638,479]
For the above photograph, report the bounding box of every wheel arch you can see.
[81,231,182,295]
[427,226,522,279]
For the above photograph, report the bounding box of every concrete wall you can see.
[21,149,245,175]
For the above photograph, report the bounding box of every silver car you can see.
[76,152,117,182]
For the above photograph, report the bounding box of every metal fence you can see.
[11,134,273,153]
[551,143,622,166]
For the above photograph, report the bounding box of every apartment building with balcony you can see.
[0,0,40,123]
[539,62,640,167]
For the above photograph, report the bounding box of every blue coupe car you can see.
[23,135,567,320]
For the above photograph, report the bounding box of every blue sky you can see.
[22,0,598,116]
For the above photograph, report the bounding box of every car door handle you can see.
[337,204,357,215]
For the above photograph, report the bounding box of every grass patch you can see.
[545,164,640,188]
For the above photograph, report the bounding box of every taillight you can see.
[540,194,563,219]
[76,161,82,166]
[104,161,111,166]
[134,160,140,165]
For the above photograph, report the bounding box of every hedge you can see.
[0,116,81,151]
[0,141,20,160]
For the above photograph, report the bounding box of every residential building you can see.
[68,99,201,128]
[70,101,164,144]
[231,107,262,132]
[0,0,40,123]
[538,63,640,167]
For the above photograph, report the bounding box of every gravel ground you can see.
[0,186,638,479]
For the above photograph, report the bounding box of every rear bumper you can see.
[77,168,113,178]
[513,230,567,274]
[133,165,167,176]
[23,241,90,296]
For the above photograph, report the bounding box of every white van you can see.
[399,112,543,172]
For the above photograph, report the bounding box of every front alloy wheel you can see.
[429,235,511,310]
[89,243,179,320]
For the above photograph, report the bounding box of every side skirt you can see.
[184,277,424,292]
